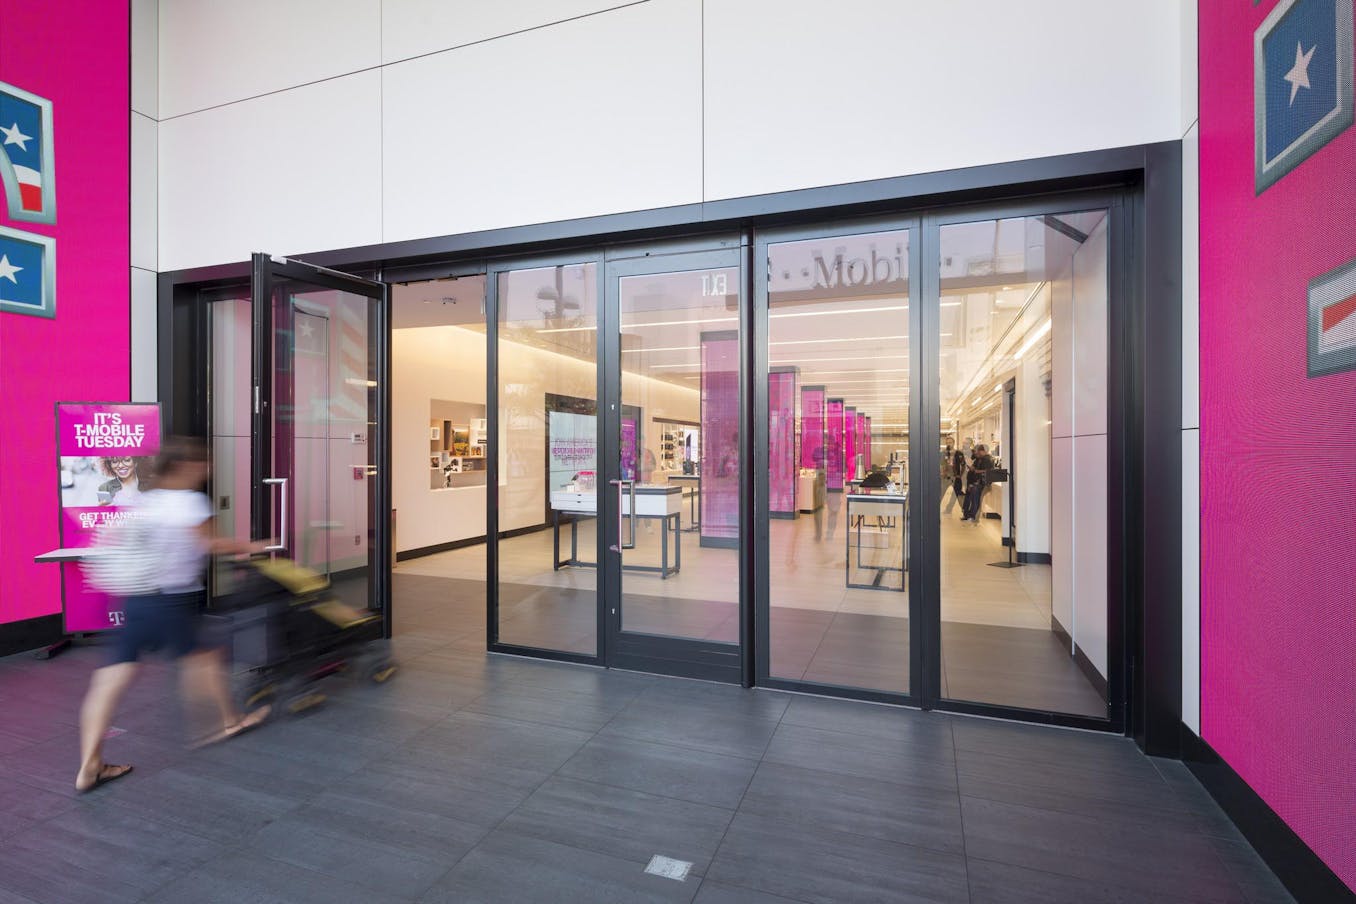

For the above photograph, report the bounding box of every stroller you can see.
[216,557,396,716]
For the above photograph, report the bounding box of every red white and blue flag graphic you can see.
[0,225,56,318]
[1254,0,1354,192]
[0,81,56,225]
[1308,259,1356,376]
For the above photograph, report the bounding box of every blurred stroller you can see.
[216,557,396,716]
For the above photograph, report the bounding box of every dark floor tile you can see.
[633,680,790,723]
[780,694,951,745]
[559,735,759,809]
[762,722,958,792]
[960,796,1247,902]
[740,761,964,854]
[321,764,530,828]
[1208,836,1297,904]
[957,747,1203,832]
[147,849,410,904]
[967,857,1203,904]
[423,829,698,903]
[0,887,41,904]
[692,880,807,904]
[246,789,491,899]
[0,774,78,829]
[409,710,594,775]
[0,844,146,904]
[599,701,778,761]
[4,802,221,898]
[500,776,735,875]
[952,717,1156,781]
[706,812,970,904]
[0,730,36,757]
[4,728,184,797]
[463,681,633,732]
[103,765,306,844]
[1150,757,1248,839]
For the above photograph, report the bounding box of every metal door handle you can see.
[608,479,636,552]
[263,477,287,552]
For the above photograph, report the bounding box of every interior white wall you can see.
[1014,354,1051,556]
[131,113,157,272]
[393,325,700,554]
[158,70,383,270]
[157,0,380,120]
[703,0,1190,201]
[381,0,636,64]
[394,326,490,554]
[131,0,158,401]
[1051,436,1073,633]
[132,0,158,119]
[381,0,702,245]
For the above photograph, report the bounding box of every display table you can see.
[845,492,907,591]
[550,485,682,578]
[797,471,825,513]
[34,547,105,563]
[666,474,701,532]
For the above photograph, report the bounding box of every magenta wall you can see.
[1199,1,1356,890]
[0,3,130,626]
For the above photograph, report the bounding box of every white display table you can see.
[845,492,908,591]
[550,485,682,578]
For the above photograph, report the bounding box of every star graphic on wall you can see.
[1284,40,1315,106]
[0,254,22,283]
[297,321,315,339]
[0,122,32,151]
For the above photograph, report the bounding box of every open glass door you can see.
[601,248,747,682]
[251,254,390,625]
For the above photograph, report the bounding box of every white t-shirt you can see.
[134,489,213,593]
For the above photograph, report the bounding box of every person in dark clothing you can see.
[962,444,995,522]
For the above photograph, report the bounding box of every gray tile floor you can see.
[0,573,1292,904]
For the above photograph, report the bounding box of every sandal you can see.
[76,763,133,794]
[191,705,271,749]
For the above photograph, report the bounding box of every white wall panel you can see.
[158,0,379,119]
[131,113,157,272]
[1180,0,1198,135]
[159,71,383,272]
[1073,433,1109,678]
[1072,215,1109,437]
[1050,255,1074,440]
[132,0,157,118]
[704,0,1188,200]
[131,267,157,402]
[1015,355,1050,555]
[382,0,638,64]
[382,0,701,244]
[1182,427,1201,732]
[1051,435,1073,636]
[1182,121,1200,429]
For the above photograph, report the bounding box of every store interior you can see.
[387,214,1110,716]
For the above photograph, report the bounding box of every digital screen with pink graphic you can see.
[1199,0,1355,890]
[0,2,131,629]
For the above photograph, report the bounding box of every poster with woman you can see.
[56,402,161,632]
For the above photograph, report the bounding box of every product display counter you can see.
[845,491,907,591]
[550,485,682,578]
[798,470,825,513]
[666,474,701,531]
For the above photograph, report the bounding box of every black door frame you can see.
[249,254,392,635]
[752,214,924,705]
[600,242,749,684]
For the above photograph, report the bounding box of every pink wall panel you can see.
[0,3,130,625]
[1198,0,1355,890]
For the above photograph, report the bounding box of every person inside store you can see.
[73,438,271,793]
[943,446,967,515]
[961,444,996,523]
[96,455,152,506]
[640,447,657,484]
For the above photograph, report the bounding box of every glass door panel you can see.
[763,228,913,695]
[493,261,600,657]
[935,211,1110,718]
[208,292,253,599]
[254,255,387,615]
[605,250,744,682]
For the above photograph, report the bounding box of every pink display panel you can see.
[700,331,740,547]
[800,386,826,470]
[1200,0,1356,890]
[56,403,161,632]
[768,368,798,515]
[844,408,857,483]
[0,2,131,626]
[862,416,872,473]
[825,398,845,491]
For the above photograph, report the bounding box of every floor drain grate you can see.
[644,855,693,882]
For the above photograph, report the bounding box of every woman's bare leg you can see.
[76,662,139,790]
